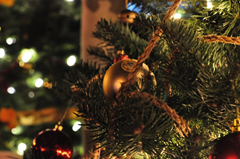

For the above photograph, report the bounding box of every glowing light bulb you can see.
[7,87,16,94]
[65,0,74,2]
[67,55,77,66]
[207,0,213,9]
[17,143,27,155]
[11,128,18,134]
[28,91,35,98]
[172,13,181,19]
[72,121,81,132]
[0,48,5,58]
[35,78,44,88]
[6,37,16,45]
[11,126,23,135]
[21,49,35,62]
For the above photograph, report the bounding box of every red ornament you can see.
[209,132,240,159]
[114,54,129,63]
[31,128,73,159]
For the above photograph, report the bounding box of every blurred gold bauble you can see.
[118,9,139,24]
[103,59,156,98]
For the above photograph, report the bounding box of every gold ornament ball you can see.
[103,59,156,98]
[118,9,139,24]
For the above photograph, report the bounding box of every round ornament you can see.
[103,59,156,98]
[209,132,240,159]
[31,128,73,159]
[118,9,139,24]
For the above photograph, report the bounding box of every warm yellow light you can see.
[44,82,52,89]
[172,13,181,19]
[21,49,34,62]
[207,0,213,9]
[19,48,38,63]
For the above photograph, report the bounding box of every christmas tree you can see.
[57,0,240,158]
[1,0,240,158]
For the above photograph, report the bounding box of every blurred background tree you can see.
[0,0,82,157]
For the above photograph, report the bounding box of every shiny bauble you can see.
[209,132,240,159]
[31,128,73,159]
[118,9,139,24]
[103,59,156,98]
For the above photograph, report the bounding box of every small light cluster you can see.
[6,37,16,45]
[17,142,27,155]
[44,82,53,89]
[206,0,213,9]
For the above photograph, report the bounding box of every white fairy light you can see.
[0,48,5,58]
[35,78,44,88]
[7,87,16,94]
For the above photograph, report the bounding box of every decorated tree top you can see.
[56,0,240,158]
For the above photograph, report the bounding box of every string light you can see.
[7,87,16,94]
[72,121,81,132]
[6,37,16,45]
[28,91,35,98]
[44,82,53,89]
[66,55,77,66]
[0,48,5,58]
[207,0,213,9]
[17,143,27,155]
[11,126,23,135]
[20,48,37,63]
[35,78,44,88]
[172,13,181,19]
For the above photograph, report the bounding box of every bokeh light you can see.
[6,37,16,45]
[72,121,81,132]
[17,143,27,155]
[172,13,181,19]
[0,48,5,58]
[35,78,44,88]
[7,87,16,94]
[67,55,77,66]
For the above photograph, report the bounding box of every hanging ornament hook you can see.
[54,97,73,131]
[232,102,240,132]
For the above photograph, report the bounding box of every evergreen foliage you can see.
[58,0,240,158]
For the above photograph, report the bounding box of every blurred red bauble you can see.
[114,53,129,63]
[31,128,73,159]
[209,132,240,159]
